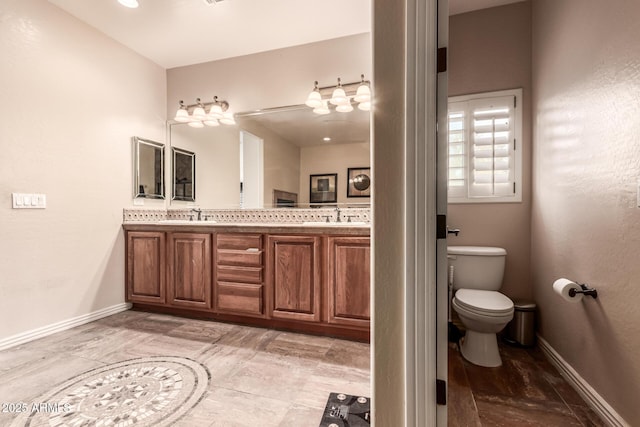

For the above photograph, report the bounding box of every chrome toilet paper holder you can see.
[568,284,598,299]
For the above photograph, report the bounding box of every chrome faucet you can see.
[335,207,342,223]
[190,208,202,221]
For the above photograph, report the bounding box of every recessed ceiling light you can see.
[323,137,331,142]
[118,0,139,8]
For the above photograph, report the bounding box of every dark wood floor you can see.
[448,340,606,427]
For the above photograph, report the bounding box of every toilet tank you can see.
[447,246,506,291]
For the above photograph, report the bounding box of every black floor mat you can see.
[319,392,371,426]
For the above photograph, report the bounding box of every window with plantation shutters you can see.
[447,89,522,203]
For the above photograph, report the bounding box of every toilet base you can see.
[460,329,502,367]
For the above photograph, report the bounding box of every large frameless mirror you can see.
[172,147,196,202]
[133,136,165,199]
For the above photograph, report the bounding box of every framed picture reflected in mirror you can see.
[309,173,337,204]
[347,167,371,197]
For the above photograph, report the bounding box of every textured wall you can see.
[447,2,533,300]
[532,0,640,423]
[0,0,166,339]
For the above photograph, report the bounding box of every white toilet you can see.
[448,246,514,367]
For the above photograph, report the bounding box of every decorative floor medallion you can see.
[11,356,210,427]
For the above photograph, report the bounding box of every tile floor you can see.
[0,310,606,427]
[0,310,370,427]
[448,340,606,427]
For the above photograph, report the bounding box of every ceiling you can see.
[48,0,525,69]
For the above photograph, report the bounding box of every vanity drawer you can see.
[217,249,263,267]
[216,282,264,316]
[217,233,263,251]
[217,265,263,283]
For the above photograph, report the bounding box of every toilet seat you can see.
[454,289,514,317]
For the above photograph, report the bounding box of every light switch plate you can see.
[12,193,46,209]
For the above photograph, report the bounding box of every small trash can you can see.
[507,301,536,347]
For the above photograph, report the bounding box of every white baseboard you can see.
[537,335,630,427]
[0,302,132,351]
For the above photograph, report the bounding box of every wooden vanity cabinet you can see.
[326,236,371,328]
[267,235,322,322]
[167,232,212,309]
[214,233,266,318]
[126,231,166,305]
[125,226,370,341]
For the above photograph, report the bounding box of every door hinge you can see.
[436,214,447,239]
[437,47,447,73]
[436,379,447,405]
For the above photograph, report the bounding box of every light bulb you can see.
[313,100,330,115]
[208,103,223,119]
[336,103,353,113]
[305,90,322,108]
[174,108,190,122]
[118,0,139,8]
[358,101,371,111]
[192,106,206,121]
[330,87,348,105]
[203,119,220,127]
[354,84,371,103]
[188,121,204,128]
[219,111,236,125]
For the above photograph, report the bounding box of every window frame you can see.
[447,88,523,204]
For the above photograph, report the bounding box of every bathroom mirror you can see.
[168,104,371,208]
[172,147,195,202]
[133,137,165,199]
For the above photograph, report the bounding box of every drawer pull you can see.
[246,248,260,252]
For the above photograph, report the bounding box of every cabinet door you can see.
[268,235,321,322]
[167,232,212,309]
[127,231,166,305]
[327,236,370,328]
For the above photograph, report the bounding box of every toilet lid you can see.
[455,289,514,315]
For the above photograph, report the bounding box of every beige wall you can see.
[0,1,166,339]
[298,143,370,206]
[448,2,533,299]
[532,0,640,423]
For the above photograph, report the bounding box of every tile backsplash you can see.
[123,207,371,224]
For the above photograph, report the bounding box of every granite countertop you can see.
[122,220,371,235]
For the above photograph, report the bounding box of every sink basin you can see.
[302,221,369,226]
[159,219,217,225]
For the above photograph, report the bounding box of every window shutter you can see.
[447,108,466,199]
[467,95,515,198]
[447,90,521,203]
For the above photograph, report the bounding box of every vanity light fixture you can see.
[313,100,331,115]
[305,82,323,108]
[336,103,354,113]
[305,74,372,115]
[330,78,349,106]
[354,75,371,103]
[173,97,235,127]
[118,0,139,8]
